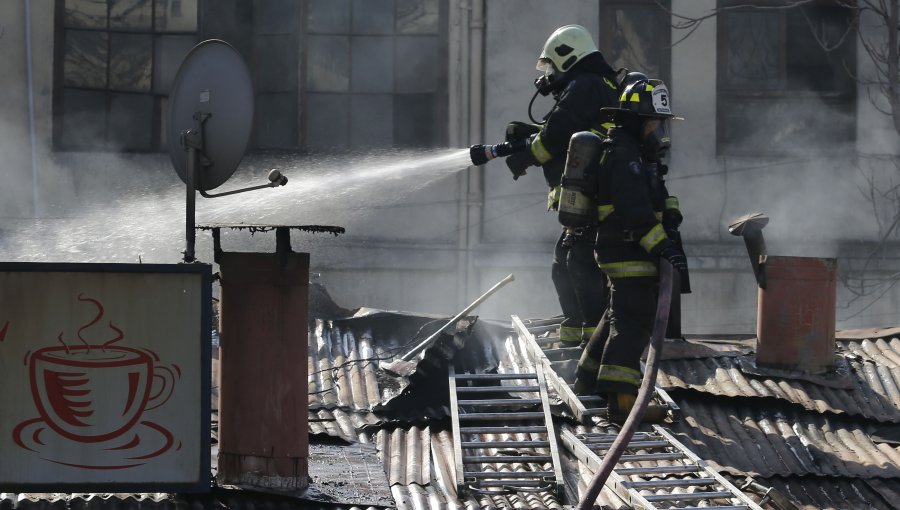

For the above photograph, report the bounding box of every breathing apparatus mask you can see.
[641,119,671,160]
[534,58,563,97]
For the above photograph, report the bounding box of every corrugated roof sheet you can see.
[759,477,897,510]
[656,339,900,423]
[667,395,900,478]
[0,490,382,510]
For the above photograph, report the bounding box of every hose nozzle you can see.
[469,140,527,166]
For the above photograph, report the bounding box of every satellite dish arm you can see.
[198,170,288,198]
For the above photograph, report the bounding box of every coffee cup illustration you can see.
[29,345,176,443]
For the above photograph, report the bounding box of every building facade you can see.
[1,0,898,332]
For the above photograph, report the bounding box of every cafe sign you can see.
[0,263,211,493]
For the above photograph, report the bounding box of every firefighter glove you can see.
[506,121,541,143]
[660,245,688,272]
[505,145,536,180]
[662,208,683,231]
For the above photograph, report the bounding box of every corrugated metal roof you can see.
[656,341,900,423]
[759,477,897,510]
[365,422,629,510]
[667,396,900,478]
[0,490,382,510]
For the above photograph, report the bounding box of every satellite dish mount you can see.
[168,40,288,263]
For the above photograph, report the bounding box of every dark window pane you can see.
[257,35,298,92]
[153,35,198,94]
[352,36,393,92]
[253,0,298,34]
[721,10,781,88]
[396,0,438,34]
[394,93,436,147]
[607,6,668,80]
[352,0,394,34]
[60,89,107,149]
[350,94,393,147]
[108,93,154,150]
[64,30,108,88]
[395,35,437,93]
[109,0,152,30]
[784,6,854,94]
[257,93,298,148]
[307,35,350,91]
[719,96,853,153]
[65,0,107,29]
[306,94,349,148]
[308,0,351,33]
[155,0,199,32]
[110,33,152,91]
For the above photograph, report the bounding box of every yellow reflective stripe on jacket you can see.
[639,223,667,253]
[559,325,581,345]
[547,185,561,210]
[666,196,679,211]
[603,77,618,90]
[530,134,552,164]
[582,325,596,341]
[592,123,615,136]
[597,204,614,221]
[597,364,642,387]
[600,261,658,278]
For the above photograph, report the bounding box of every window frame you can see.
[52,0,203,153]
[299,0,450,150]
[715,0,856,156]
[598,0,672,86]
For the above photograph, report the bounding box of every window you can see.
[717,0,855,155]
[599,0,672,84]
[54,0,201,151]
[303,0,448,150]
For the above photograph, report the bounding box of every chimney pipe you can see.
[728,212,769,288]
[728,213,837,375]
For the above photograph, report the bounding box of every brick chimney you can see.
[216,229,309,491]
[755,255,837,374]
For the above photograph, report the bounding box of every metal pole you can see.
[185,145,196,263]
[398,273,514,362]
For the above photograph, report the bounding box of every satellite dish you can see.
[167,39,253,191]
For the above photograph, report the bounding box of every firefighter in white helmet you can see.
[505,25,621,348]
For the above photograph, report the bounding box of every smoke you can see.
[0,148,472,264]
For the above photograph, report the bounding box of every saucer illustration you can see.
[13,418,176,469]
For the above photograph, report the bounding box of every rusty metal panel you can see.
[0,263,211,493]
[216,252,308,491]
[757,256,837,373]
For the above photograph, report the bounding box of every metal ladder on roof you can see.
[562,425,764,510]
[511,315,680,424]
[449,365,564,498]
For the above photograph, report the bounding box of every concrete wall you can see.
[0,0,62,219]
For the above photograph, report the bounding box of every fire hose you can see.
[577,261,676,510]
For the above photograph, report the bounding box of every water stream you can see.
[0,148,473,264]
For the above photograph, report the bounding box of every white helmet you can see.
[537,25,599,76]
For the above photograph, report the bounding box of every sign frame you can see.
[0,262,212,494]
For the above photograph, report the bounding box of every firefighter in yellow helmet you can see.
[504,25,621,347]
[573,77,688,423]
